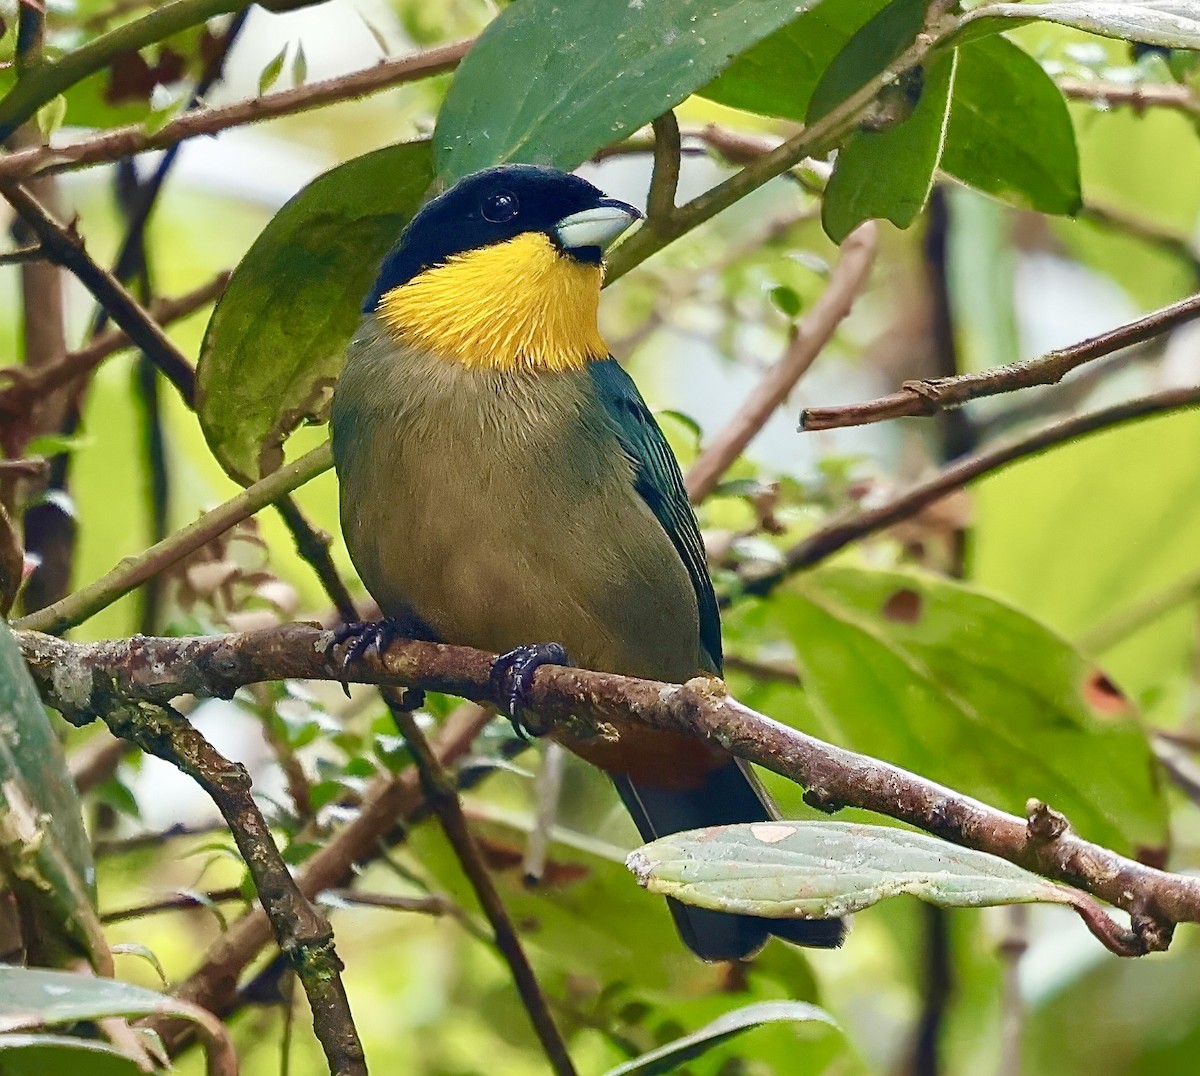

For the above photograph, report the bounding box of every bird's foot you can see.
[490,642,570,740]
[328,615,428,709]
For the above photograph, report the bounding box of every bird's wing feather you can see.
[587,358,722,673]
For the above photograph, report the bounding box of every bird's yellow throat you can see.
[376,232,609,372]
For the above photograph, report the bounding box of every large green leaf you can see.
[749,567,1166,856]
[958,1,1200,49]
[0,967,234,1075]
[602,1000,837,1076]
[0,1035,146,1076]
[821,51,956,242]
[629,821,1082,917]
[699,0,891,121]
[432,0,830,183]
[0,623,104,968]
[807,0,955,242]
[942,35,1081,215]
[197,140,432,484]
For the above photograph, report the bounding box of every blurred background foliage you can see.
[3,0,1200,1072]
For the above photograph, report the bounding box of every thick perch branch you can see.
[800,290,1200,431]
[19,625,1197,954]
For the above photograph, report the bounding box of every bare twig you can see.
[0,243,45,264]
[95,700,366,1075]
[684,222,877,501]
[800,291,1200,431]
[19,624,1199,952]
[274,495,357,623]
[382,689,576,1075]
[647,111,681,225]
[746,384,1200,595]
[1059,78,1200,120]
[101,887,244,924]
[0,272,229,419]
[0,182,197,402]
[0,40,473,183]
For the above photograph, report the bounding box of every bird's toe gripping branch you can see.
[329,615,429,708]
[489,642,571,739]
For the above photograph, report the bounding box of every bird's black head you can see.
[364,164,641,310]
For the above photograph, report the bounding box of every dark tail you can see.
[614,760,846,961]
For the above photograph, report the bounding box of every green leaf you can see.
[0,622,104,968]
[821,50,957,242]
[959,1,1200,50]
[292,41,308,86]
[601,999,838,1076]
[433,0,830,183]
[628,821,1081,918]
[258,44,288,96]
[942,36,1081,215]
[196,140,432,483]
[0,967,234,1075]
[752,566,1166,855]
[0,1034,146,1076]
[34,95,67,139]
[699,0,892,122]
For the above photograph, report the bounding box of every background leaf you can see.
[602,999,838,1076]
[744,567,1166,855]
[628,821,1079,917]
[0,622,104,968]
[821,51,956,242]
[432,0,829,183]
[960,1,1200,49]
[0,1034,147,1076]
[942,35,1081,215]
[196,140,432,483]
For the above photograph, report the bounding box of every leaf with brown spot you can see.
[882,587,922,624]
[1083,670,1133,716]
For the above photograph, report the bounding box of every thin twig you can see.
[1059,78,1200,119]
[101,887,244,924]
[94,701,366,1076]
[745,384,1200,595]
[274,495,358,623]
[382,689,576,1076]
[1081,565,1200,654]
[647,111,681,225]
[0,181,197,401]
[800,291,1200,431]
[684,222,877,501]
[19,624,1195,952]
[0,271,229,418]
[0,39,473,183]
[0,243,45,264]
[13,443,332,635]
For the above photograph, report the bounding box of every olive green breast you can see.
[331,316,705,685]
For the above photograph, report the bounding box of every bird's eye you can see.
[482,190,519,223]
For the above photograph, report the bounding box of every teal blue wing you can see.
[587,359,722,673]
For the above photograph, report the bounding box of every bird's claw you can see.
[328,618,423,706]
[489,642,570,740]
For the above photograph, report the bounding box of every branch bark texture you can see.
[19,624,1197,953]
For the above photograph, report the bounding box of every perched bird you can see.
[331,164,845,960]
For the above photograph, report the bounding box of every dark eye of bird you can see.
[482,190,519,223]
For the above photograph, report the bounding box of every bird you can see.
[330,163,845,961]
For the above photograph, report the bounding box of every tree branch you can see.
[744,384,1200,595]
[0,39,473,184]
[684,222,877,501]
[88,699,366,1075]
[0,181,198,402]
[1059,78,1200,120]
[646,111,681,225]
[18,623,1199,953]
[13,443,332,635]
[800,290,1200,431]
[383,690,576,1075]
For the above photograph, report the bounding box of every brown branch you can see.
[684,222,877,501]
[18,624,1200,953]
[0,271,228,419]
[0,243,46,265]
[0,182,197,402]
[1059,78,1200,119]
[0,39,473,184]
[746,383,1200,594]
[647,111,681,225]
[383,690,576,1075]
[101,886,244,924]
[801,290,1200,431]
[95,700,366,1075]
